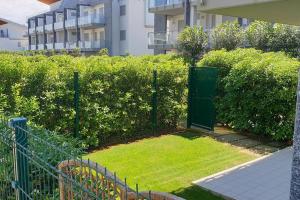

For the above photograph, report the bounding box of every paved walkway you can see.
[193,147,292,200]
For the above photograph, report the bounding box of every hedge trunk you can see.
[290,71,300,200]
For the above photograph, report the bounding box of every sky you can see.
[0,0,50,25]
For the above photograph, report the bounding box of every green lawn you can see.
[86,131,258,200]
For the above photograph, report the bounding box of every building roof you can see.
[0,0,49,25]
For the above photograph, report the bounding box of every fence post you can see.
[187,66,194,128]
[9,117,29,200]
[74,71,80,138]
[152,70,158,134]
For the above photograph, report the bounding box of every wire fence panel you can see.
[0,116,184,200]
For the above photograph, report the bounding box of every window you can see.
[94,32,98,41]
[178,20,184,32]
[17,42,21,47]
[120,30,126,41]
[84,33,90,42]
[120,5,126,16]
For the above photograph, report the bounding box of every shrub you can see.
[245,20,273,51]
[269,24,299,57]
[198,48,300,141]
[0,54,187,147]
[177,26,208,65]
[98,48,109,56]
[212,21,244,51]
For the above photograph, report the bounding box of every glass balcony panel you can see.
[36,26,44,33]
[55,42,64,49]
[45,24,53,32]
[54,21,64,30]
[78,15,105,26]
[65,19,76,28]
[149,0,184,9]
[37,44,44,50]
[46,43,53,50]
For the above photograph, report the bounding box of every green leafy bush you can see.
[0,54,187,147]
[212,21,244,51]
[198,48,299,141]
[269,24,299,57]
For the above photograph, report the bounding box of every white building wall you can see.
[0,22,27,51]
[111,0,120,56]
[127,0,154,55]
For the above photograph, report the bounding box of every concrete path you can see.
[193,147,292,200]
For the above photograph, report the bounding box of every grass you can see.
[86,131,259,200]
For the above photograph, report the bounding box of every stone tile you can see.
[194,148,292,200]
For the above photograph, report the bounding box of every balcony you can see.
[29,28,36,35]
[78,15,105,28]
[65,19,76,29]
[80,40,105,50]
[46,43,53,50]
[37,44,45,50]
[66,42,77,49]
[148,0,184,15]
[148,31,178,50]
[36,25,44,33]
[54,21,64,30]
[30,45,36,50]
[45,24,53,32]
[55,42,64,49]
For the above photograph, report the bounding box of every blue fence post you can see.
[8,117,29,200]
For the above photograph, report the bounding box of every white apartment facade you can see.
[28,0,154,56]
[0,18,28,51]
[148,0,250,54]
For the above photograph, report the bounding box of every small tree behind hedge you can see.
[270,24,299,57]
[212,21,244,51]
[177,26,208,65]
[245,20,273,51]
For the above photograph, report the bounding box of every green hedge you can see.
[198,48,299,140]
[0,54,187,147]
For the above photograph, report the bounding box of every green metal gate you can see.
[187,67,218,131]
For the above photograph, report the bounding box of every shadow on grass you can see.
[172,131,206,140]
[172,185,224,200]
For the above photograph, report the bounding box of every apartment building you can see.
[28,0,154,56]
[0,18,28,51]
[148,0,250,54]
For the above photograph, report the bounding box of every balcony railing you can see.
[29,28,36,35]
[36,26,44,33]
[37,44,45,50]
[80,40,105,49]
[46,43,53,50]
[30,45,36,50]
[149,0,184,10]
[65,19,76,29]
[45,24,53,32]
[148,31,179,49]
[55,42,64,49]
[54,21,64,30]
[66,42,77,49]
[78,15,105,27]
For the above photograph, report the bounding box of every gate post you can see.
[9,117,29,200]
[74,71,80,138]
[152,70,158,134]
[187,66,194,128]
